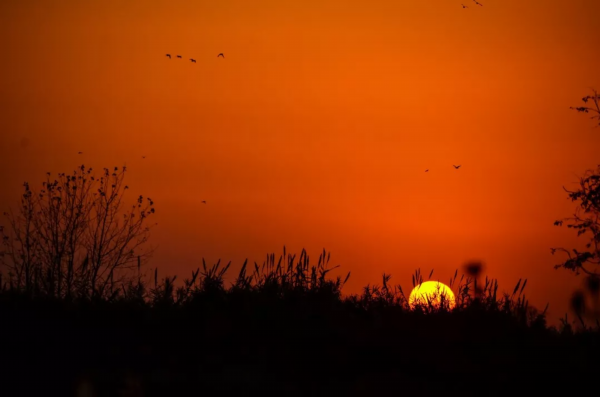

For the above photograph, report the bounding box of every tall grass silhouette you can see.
[2,247,599,396]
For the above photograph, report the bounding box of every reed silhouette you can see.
[1,245,599,396]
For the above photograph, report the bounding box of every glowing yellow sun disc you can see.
[408,281,456,310]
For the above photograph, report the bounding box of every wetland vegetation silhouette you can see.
[2,89,600,396]
[1,240,599,396]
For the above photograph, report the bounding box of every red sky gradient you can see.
[1,0,599,324]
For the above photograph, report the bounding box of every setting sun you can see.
[2,0,600,394]
[409,281,456,310]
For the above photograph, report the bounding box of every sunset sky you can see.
[1,0,599,324]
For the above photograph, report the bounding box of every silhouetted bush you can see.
[0,165,156,300]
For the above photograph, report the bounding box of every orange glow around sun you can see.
[409,281,456,310]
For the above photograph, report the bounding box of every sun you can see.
[408,281,456,310]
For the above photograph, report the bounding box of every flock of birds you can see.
[165,53,225,62]
[162,50,464,175]
[73,6,478,200]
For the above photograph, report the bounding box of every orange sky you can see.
[1,0,599,324]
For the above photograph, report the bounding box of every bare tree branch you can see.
[553,89,600,276]
[0,165,156,299]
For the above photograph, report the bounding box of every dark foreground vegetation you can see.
[2,250,600,397]
[1,90,600,396]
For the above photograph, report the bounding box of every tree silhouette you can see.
[569,88,600,127]
[552,165,600,275]
[0,165,156,299]
[552,89,600,276]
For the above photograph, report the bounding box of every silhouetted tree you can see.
[0,165,155,299]
[552,88,600,327]
[569,88,600,127]
[551,165,600,275]
[552,89,600,276]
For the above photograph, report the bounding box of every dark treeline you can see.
[2,249,600,396]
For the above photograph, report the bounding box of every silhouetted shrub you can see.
[0,165,156,300]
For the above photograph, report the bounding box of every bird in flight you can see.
[425,169,429,172]
[166,54,171,59]
[217,53,224,58]
[453,165,461,169]
[461,3,468,8]
[201,201,207,204]
[176,55,182,59]
[473,0,483,5]
[190,59,196,63]
[142,156,146,159]
[78,151,83,154]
